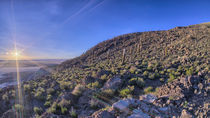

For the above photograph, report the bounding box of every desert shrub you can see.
[46,95,52,101]
[147,66,153,71]
[70,107,77,118]
[47,88,55,94]
[14,104,24,113]
[148,73,155,80]
[144,86,153,94]
[186,67,194,76]
[101,89,115,97]
[34,107,43,115]
[87,81,101,89]
[130,66,137,74]
[143,71,149,77]
[159,70,165,75]
[129,77,145,88]
[92,71,97,78]
[44,101,51,107]
[100,74,107,80]
[89,99,99,109]
[59,98,71,108]
[119,86,134,98]
[2,93,9,101]
[24,84,31,93]
[59,81,72,90]
[47,102,58,114]
[168,73,175,82]
[72,84,85,96]
[169,96,174,100]
[61,106,68,114]
[48,102,68,114]
[35,87,45,101]
[159,78,165,82]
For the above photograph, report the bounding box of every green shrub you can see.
[92,71,97,78]
[48,102,68,115]
[100,74,107,80]
[159,78,164,82]
[47,102,57,114]
[147,66,152,71]
[119,86,134,98]
[168,73,175,82]
[130,66,137,74]
[47,88,55,94]
[59,81,72,90]
[72,84,85,96]
[70,108,77,118]
[2,93,9,101]
[148,73,155,80]
[34,107,43,115]
[44,101,51,107]
[101,89,115,97]
[143,71,149,77]
[129,77,145,88]
[59,98,71,107]
[14,104,24,111]
[186,67,194,76]
[61,106,68,114]
[89,99,99,109]
[87,81,101,89]
[35,87,45,101]
[24,84,31,92]
[144,86,153,94]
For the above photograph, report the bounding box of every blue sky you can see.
[0,0,210,59]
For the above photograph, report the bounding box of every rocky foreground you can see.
[87,73,209,118]
[21,71,208,118]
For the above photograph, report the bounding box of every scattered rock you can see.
[180,109,193,118]
[139,94,157,103]
[90,110,115,118]
[128,109,150,118]
[112,98,140,114]
[102,76,122,90]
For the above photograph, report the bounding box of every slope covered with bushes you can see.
[0,23,209,117]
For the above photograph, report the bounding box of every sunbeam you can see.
[14,42,24,118]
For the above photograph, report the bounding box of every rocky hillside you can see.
[0,23,209,118]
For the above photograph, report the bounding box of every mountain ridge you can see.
[0,23,209,118]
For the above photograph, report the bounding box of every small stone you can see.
[198,83,203,90]
[180,109,193,118]
[194,89,198,94]
[159,107,169,112]
[139,94,157,103]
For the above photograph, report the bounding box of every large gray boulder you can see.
[112,98,140,114]
[102,76,122,90]
[128,109,151,118]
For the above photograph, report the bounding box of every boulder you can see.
[180,109,193,118]
[139,94,157,103]
[102,76,122,90]
[128,109,150,118]
[112,98,140,114]
[91,110,115,118]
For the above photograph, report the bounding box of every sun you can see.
[14,52,19,56]
[7,49,23,60]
